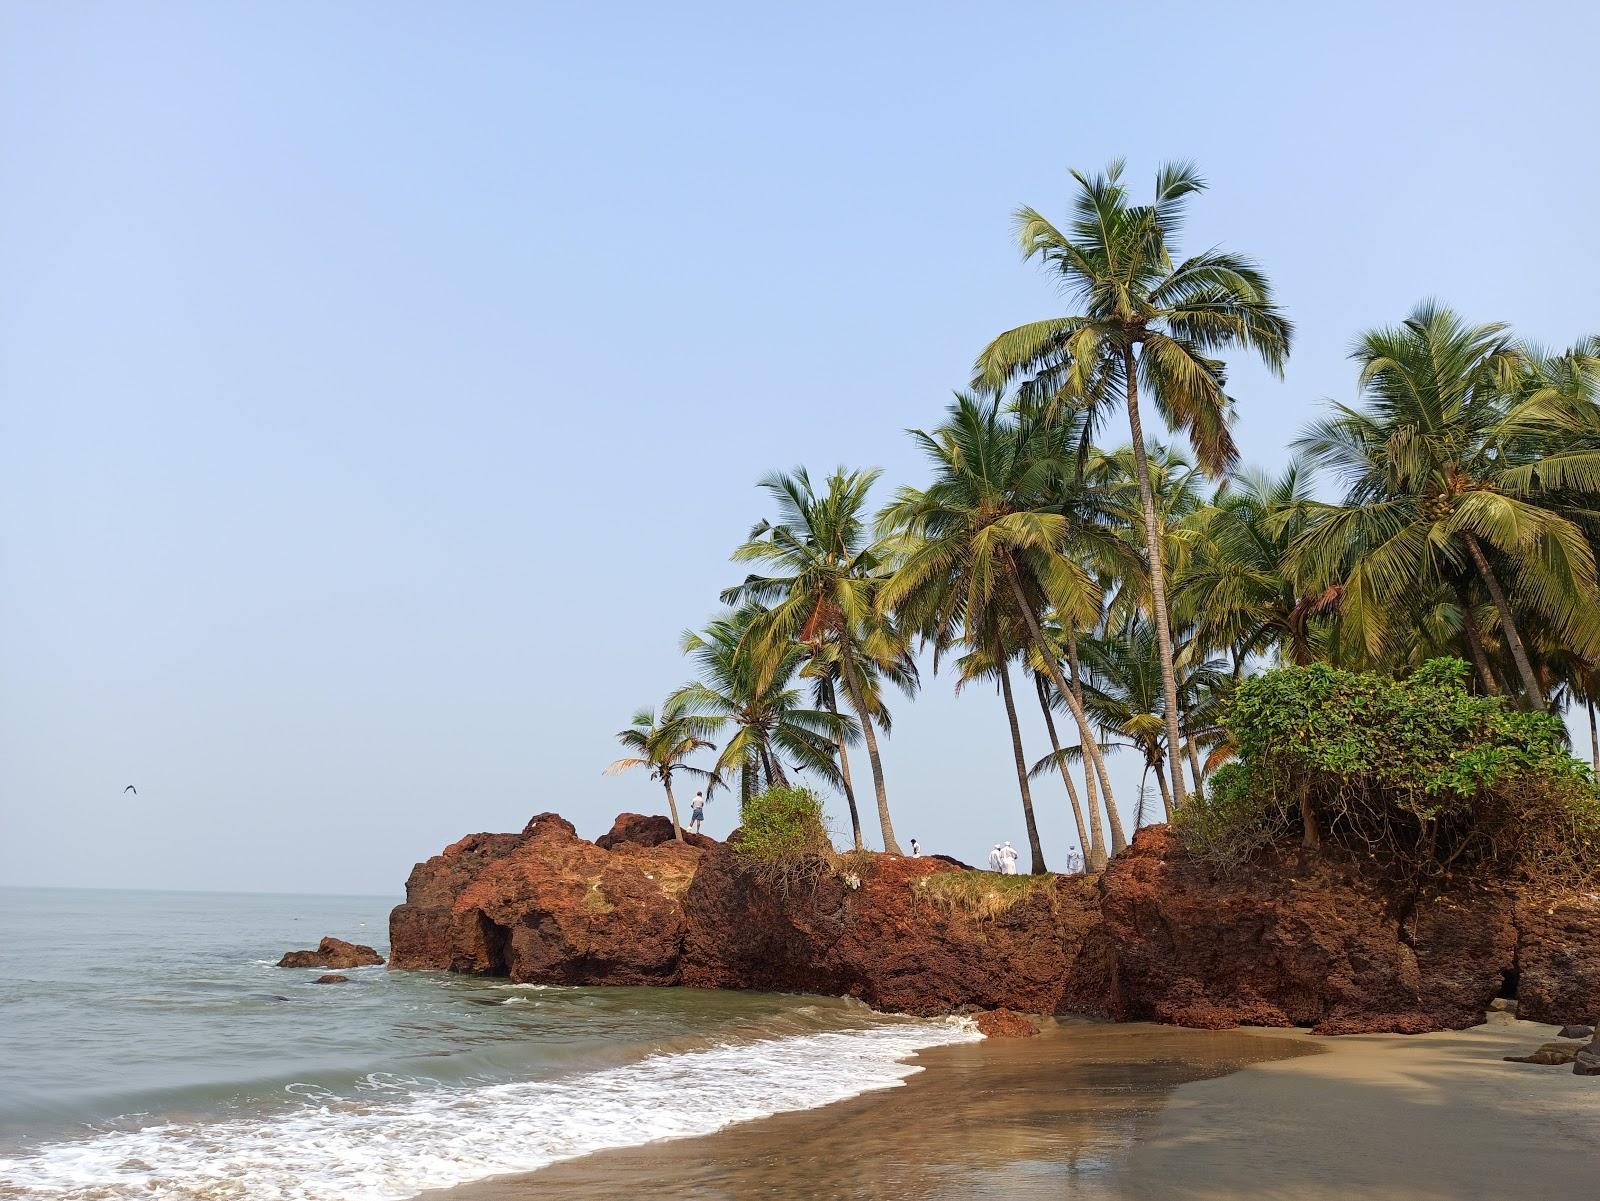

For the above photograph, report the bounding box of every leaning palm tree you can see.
[975,160,1292,810]
[722,467,916,853]
[603,706,721,841]
[669,606,848,809]
[1293,304,1600,709]
[879,395,1119,871]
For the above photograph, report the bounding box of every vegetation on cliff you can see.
[602,158,1600,872]
[1180,658,1600,881]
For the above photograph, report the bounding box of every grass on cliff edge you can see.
[913,870,1059,920]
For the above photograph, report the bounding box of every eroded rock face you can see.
[1093,826,1514,1033]
[387,814,1600,1034]
[390,812,702,985]
[974,1008,1042,1038]
[1514,893,1600,1026]
[678,851,1107,1016]
[277,937,384,969]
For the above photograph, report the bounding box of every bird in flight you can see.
[124,785,138,796]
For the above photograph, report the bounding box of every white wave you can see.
[0,1019,979,1201]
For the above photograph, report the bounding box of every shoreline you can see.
[429,1015,1600,1201]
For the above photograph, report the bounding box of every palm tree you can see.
[879,395,1119,871]
[975,160,1292,810]
[1293,304,1600,709]
[722,467,917,853]
[1176,464,1338,670]
[800,645,913,852]
[1075,618,1227,820]
[669,606,849,808]
[1029,666,1102,870]
[603,706,721,841]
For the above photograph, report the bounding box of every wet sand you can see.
[431,1013,1600,1201]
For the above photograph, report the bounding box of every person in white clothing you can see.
[909,838,921,857]
[987,844,1004,872]
[1000,841,1020,875]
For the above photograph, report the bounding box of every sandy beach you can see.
[434,1014,1600,1201]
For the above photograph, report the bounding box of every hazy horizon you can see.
[4,1,1598,893]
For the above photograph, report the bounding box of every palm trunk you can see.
[1005,568,1119,858]
[822,680,865,851]
[840,650,901,854]
[996,651,1047,874]
[1123,344,1190,808]
[1454,584,1501,696]
[1035,673,1098,870]
[1183,722,1205,798]
[1065,628,1125,853]
[1589,698,1598,776]
[1462,533,1544,710]
[740,761,753,814]
[661,778,685,841]
[1152,759,1174,822]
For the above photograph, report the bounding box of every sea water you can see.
[0,887,978,1200]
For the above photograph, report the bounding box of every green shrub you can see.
[1176,658,1600,882]
[735,786,835,865]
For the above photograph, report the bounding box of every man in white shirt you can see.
[987,844,1004,872]
[1000,841,1019,875]
[909,838,921,857]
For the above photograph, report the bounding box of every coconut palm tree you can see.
[669,606,849,808]
[879,395,1119,868]
[1176,464,1338,670]
[721,467,918,853]
[1293,304,1600,710]
[975,160,1293,810]
[603,706,721,841]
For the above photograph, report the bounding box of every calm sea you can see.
[0,887,976,1200]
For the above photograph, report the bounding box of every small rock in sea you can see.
[1504,1042,1580,1065]
[314,974,350,985]
[277,937,385,970]
[1558,1025,1595,1040]
[1488,997,1519,1015]
[974,1008,1042,1039]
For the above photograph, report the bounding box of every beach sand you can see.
[434,1015,1600,1201]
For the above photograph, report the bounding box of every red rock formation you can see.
[1092,826,1514,1033]
[386,813,1600,1034]
[277,936,384,969]
[1514,893,1600,1025]
[974,1008,1041,1038]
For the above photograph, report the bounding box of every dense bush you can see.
[1178,658,1600,882]
[735,786,835,864]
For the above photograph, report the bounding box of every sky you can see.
[2,1,1597,894]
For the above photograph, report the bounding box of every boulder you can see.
[1504,1041,1580,1065]
[314,974,350,984]
[1574,1035,1600,1076]
[1559,1025,1595,1040]
[975,1008,1041,1038]
[277,937,384,969]
[595,812,716,851]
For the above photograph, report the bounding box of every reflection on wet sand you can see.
[434,1021,1313,1201]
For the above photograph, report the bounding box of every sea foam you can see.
[0,1020,979,1200]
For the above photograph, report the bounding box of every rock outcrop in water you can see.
[387,813,1600,1034]
[277,936,384,969]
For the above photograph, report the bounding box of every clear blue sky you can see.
[3,1,1596,893]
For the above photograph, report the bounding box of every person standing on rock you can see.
[689,791,707,835]
[1000,841,1019,875]
[987,844,1004,872]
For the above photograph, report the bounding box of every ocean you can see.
[0,887,978,1200]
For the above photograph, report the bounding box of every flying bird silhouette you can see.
[124,785,138,796]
